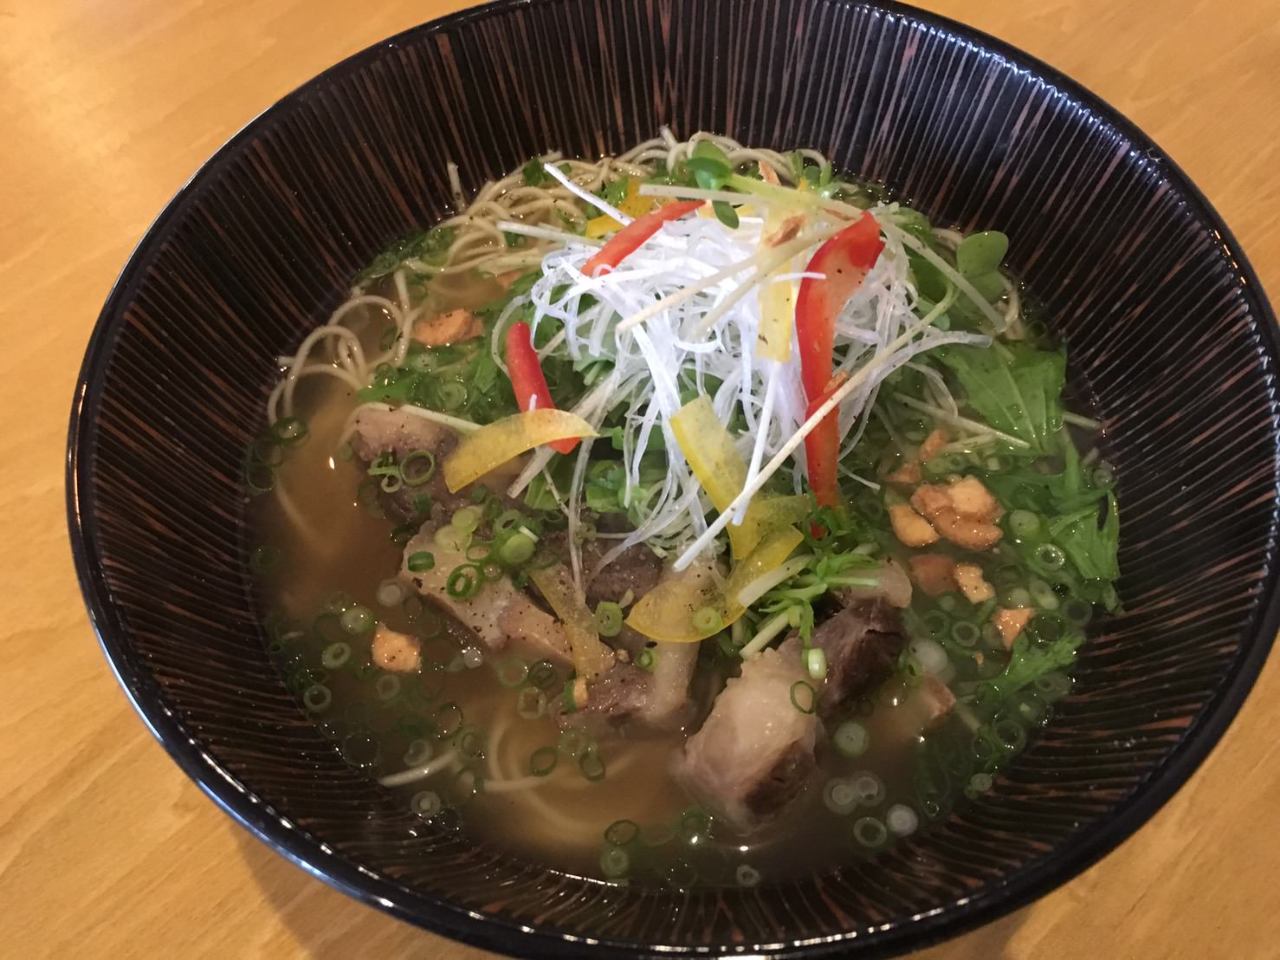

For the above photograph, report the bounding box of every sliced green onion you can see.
[1034,671,1073,700]
[994,717,1027,751]
[1034,544,1066,570]
[1092,464,1115,488]
[495,657,529,688]
[320,642,351,670]
[446,564,483,599]
[251,434,286,466]
[302,683,332,713]
[922,610,949,636]
[375,674,401,702]
[692,606,723,633]
[735,864,761,887]
[937,594,959,613]
[850,771,885,806]
[376,579,405,607]
[340,606,374,635]
[886,803,920,838]
[1009,510,1041,538]
[594,601,624,638]
[641,822,678,847]
[1004,587,1032,609]
[400,449,436,486]
[493,510,526,534]
[450,767,482,803]
[1029,577,1060,610]
[452,506,483,532]
[805,647,828,680]
[635,647,656,671]
[853,816,888,848]
[969,772,993,794]
[528,660,559,691]
[438,381,468,411]
[454,725,485,759]
[833,720,870,758]
[789,681,816,715]
[410,790,443,818]
[433,701,463,738]
[599,845,630,879]
[604,819,640,847]
[516,686,547,719]
[434,525,469,552]
[560,678,579,714]
[465,542,492,563]
[530,745,559,776]
[340,730,380,767]
[271,416,309,445]
[579,746,606,782]
[244,460,276,495]
[1013,690,1049,726]
[558,728,590,758]
[950,621,980,647]
[498,532,536,566]
[408,551,436,573]
[822,777,859,815]
[1063,598,1093,626]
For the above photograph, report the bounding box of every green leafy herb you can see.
[937,342,1066,452]
[1052,493,1119,582]
[712,200,740,229]
[357,226,455,283]
[522,158,548,186]
[981,629,1084,702]
[955,230,1009,277]
[600,176,632,206]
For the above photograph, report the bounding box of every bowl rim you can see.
[65,0,1280,956]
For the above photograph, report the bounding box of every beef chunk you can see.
[582,542,663,607]
[564,642,698,735]
[806,599,906,716]
[672,647,818,834]
[399,526,572,668]
[348,406,460,523]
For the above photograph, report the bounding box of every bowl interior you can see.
[69,0,1280,956]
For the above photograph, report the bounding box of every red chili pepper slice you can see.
[794,215,884,504]
[804,372,850,509]
[795,214,884,400]
[505,321,578,455]
[581,200,704,277]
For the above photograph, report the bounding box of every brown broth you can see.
[249,373,1047,888]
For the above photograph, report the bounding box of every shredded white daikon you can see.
[486,179,989,577]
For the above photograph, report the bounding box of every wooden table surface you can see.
[3,0,1278,957]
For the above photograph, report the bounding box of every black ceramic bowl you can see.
[67,0,1280,956]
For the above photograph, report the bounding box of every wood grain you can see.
[1,0,1277,957]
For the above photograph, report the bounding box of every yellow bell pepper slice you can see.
[624,560,723,643]
[671,396,806,559]
[443,409,596,493]
[721,525,807,617]
[527,564,615,680]
[626,525,806,643]
[756,208,801,362]
[584,180,655,238]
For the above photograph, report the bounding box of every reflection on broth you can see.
[248,131,1116,887]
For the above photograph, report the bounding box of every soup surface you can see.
[249,131,1118,887]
